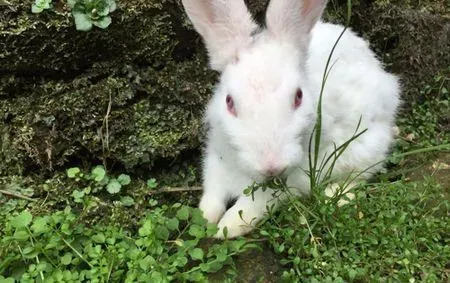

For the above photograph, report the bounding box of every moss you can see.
[0,0,183,74]
[371,0,448,12]
[0,0,214,174]
[357,3,449,102]
[0,56,214,174]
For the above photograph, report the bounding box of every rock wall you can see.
[0,0,448,175]
[1,0,216,175]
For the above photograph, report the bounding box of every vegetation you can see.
[262,177,448,281]
[0,166,260,281]
[1,74,448,281]
[0,0,449,281]
[31,0,117,31]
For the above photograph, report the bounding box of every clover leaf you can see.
[147,178,158,189]
[106,179,121,194]
[91,166,106,182]
[11,210,33,229]
[120,196,135,207]
[70,0,117,31]
[67,167,80,178]
[31,0,52,14]
[73,12,93,31]
[117,174,131,186]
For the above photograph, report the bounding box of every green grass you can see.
[1,72,448,282]
[0,168,255,282]
[259,176,449,281]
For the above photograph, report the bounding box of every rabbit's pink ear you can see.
[182,0,257,71]
[265,0,326,50]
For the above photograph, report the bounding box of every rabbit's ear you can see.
[265,0,326,49]
[182,0,257,71]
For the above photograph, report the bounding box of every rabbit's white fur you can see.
[182,0,400,238]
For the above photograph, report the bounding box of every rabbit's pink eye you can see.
[226,95,237,116]
[294,88,303,109]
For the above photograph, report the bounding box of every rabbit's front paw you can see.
[199,196,226,224]
[214,204,261,239]
[324,183,356,207]
[215,213,253,239]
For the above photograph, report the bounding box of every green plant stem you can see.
[26,227,57,268]
[309,3,351,190]
[61,237,94,268]
[283,187,320,221]
[392,143,450,158]
[345,143,450,190]
[25,227,45,281]
[184,251,242,275]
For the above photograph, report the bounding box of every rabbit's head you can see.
[183,0,326,178]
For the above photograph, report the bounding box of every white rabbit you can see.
[182,0,400,238]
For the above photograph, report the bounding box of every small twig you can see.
[105,93,112,153]
[0,189,37,202]
[246,237,269,243]
[100,92,113,169]
[148,186,203,196]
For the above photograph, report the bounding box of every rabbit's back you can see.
[306,22,401,176]
[308,22,400,121]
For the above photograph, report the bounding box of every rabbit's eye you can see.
[294,88,303,109]
[226,95,237,116]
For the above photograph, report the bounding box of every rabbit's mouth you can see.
[236,147,303,182]
[251,168,291,184]
[263,167,287,178]
[247,175,291,193]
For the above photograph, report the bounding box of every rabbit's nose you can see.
[263,164,286,177]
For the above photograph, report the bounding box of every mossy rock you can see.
[0,0,191,74]
[0,59,215,175]
[0,0,216,175]
[0,0,448,175]
[349,0,449,102]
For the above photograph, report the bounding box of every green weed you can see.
[31,0,117,31]
[0,169,256,282]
